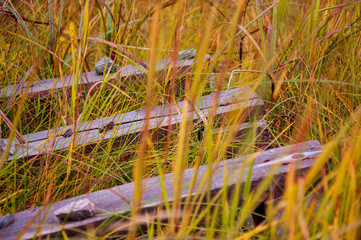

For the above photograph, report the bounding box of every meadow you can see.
[0,0,360,239]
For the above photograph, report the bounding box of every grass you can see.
[0,0,361,239]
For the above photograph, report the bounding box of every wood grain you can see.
[7,87,264,162]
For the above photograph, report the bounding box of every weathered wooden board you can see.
[0,140,323,239]
[0,54,212,99]
[7,87,264,162]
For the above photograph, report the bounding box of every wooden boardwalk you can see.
[0,51,327,239]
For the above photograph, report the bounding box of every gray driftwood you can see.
[0,140,323,239]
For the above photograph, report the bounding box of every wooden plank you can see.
[6,87,264,162]
[0,54,212,99]
[0,140,323,239]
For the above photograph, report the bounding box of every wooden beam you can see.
[7,87,264,162]
[0,54,212,99]
[0,140,323,239]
